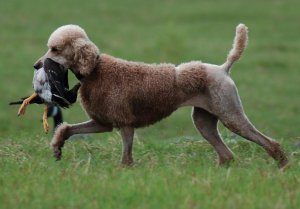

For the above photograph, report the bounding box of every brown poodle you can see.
[34,24,288,168]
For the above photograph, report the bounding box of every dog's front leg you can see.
[51,120,112,160]
[120,127,134,166]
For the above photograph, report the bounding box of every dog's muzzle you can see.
[34,61,43,70]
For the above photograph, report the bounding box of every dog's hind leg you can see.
[51,120,112,160]
[192,107,234,165]
[210,82,288,169]
[120,127,134,166]
[220,114,288,169]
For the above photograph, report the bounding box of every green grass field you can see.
[1,0,300,208]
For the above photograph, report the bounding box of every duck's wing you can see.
[52,94,71,108]
[65,83,81,104]
[44,58,69,98]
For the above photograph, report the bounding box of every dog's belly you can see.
[80,83,181,128]
[128,96,178,127]
[80,90,180,128]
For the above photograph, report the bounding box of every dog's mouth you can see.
[44,58,66,71]
[33,58,68,86]
[33,61,43,70]
[36,59,83,81]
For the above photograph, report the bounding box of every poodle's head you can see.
[34,25,100,77]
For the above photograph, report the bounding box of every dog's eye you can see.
[51,47,59,52]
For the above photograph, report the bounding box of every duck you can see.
[10,58,80,133]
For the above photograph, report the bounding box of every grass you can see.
[0,0,300,208]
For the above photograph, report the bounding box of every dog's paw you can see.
[121,156,134,167]
[278,158,290,171]
[50,122,70,160]
[52,141,64,161]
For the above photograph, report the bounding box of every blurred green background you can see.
[0,0,300,208]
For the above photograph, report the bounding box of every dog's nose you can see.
[33,61,43,70]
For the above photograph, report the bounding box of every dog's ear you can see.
[73,38,99,76]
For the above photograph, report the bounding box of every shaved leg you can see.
[17,92,37,116]
[210,83,288,168]
[120,127,134,166]
[192,107,234,165]
[42,105,49,133]
[51,120,112,160]
[220,114,288,169]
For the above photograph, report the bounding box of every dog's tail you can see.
[222,24,248,73]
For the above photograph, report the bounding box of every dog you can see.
[33,24,288,168]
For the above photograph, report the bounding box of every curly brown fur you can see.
[51,122,70,160]
[34,24,288,168]
[79,54,207,128]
